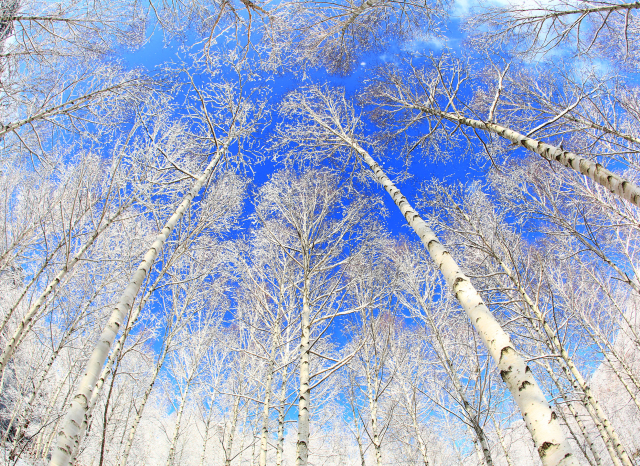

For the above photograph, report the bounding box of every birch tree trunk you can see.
[491,416,515,466]
[348,395,367,466]
[199,407,216,466]
[340,135,577,466]
[414,105,640,209]
[401,385,429,466]
[276,365,288,466]
[225,394,241,466]
[541,361,603,466]
[49,145,227,466]
[7,292,99,458]
[166,382,191,466]
[0,202,128,382]
[296,271,311,466]
[259,354,276,466]
[403,278,494,466]
[444,193,632,466]
[69,329,127,464]
[119,338,169,466]
[0,238,66,337]
[364,365,383,466]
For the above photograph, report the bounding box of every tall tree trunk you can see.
[0,203,127,382]
[199,406,215,466]
[296,272,311,466]
[409,287,494,466]
[8,290,100,458]
[542,361,603,466]
[0,238,66,337]
[364,366,383,466]
[401,385,429,466]
[341,135,577,466]
[225,394,241,466]
[349,395,367,466]
[416,106,640,208]
[32,367,73,459]
[98,360,120,466]
[276,366,288,466]
[445,195,632,466]
[166,382,191,466]
[491,416,515,466]
[119,335,171,466]
[259,359,275,466]
[49,145,227,466]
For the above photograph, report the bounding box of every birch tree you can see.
[363,57,640,209]
[253,167,380,466]
[276,85,579,466]
[48,57,267,466]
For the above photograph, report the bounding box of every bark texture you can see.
[417,106,640,209]
[0,202,127,380]
[49,147,225,466]
[343,136,577,466]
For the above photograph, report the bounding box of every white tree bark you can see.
[491,416,515,466]
[296,272,311,466]
[7,293,98,457]
[166,382,191,466]
[400,384,430,466]
[224,394,241,466]
[364,361,383,466]
[119,338,169,466]
[542,361,603,466]
[259,353,276,466]
[407,290,494,466]
[446,195,632,466]
[276,365,289,466]
[341,136,577,466]
[0,202,128,381]
[415,105,640,209]
[49,146,226,466]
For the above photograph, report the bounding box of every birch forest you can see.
[2,0,640,465]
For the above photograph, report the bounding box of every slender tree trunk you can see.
[0,203,127,382]
[166,381,192,466]
[119,339,170,466]
[296,272,311,466]
[98,360,120,466]
[416,105,640,208]
[0,82,133,139]
[68,294,143,464]
[33,369,72,458]
[364,367,383,466]
[199,407,215,466]
[542,362,603,466]
[402,386,429,466]
[585,325,640,404]
[49,145,227,466]
[469,425,487,466]
[259,359,275,466]
[348,395,367,466]
[9,291,99,458]
[225,394,241,466]
[445,196,632,466]
[276,366,288,466]
[69,338,123,464]
[0,238,65,337]
[409,288,494,466]
[341,136,577,466]
[43,371,80,460]
[491,416,514,466]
